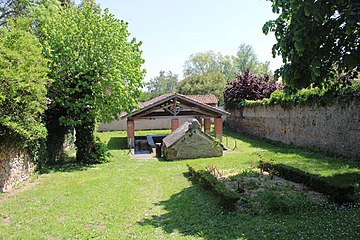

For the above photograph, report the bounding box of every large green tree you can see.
[178,51,228,104]
[0,19,49,143]
[177,46,271,104]
[142,70,178,101]
[234,43,271,76]
[40,0,145,163]
[263,0,360,90]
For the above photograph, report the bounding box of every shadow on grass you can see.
[36,155,92,174]
[107,137,128,150]
[138,183,246,239]
[329,172,360,191]
[223,129,360,166]
[138,173,360,240]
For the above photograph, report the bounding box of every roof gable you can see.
[121,93,229,119]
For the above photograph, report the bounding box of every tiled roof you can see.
[139,93,217,109]
[120,93,173,117]
[138,93,173,109]
[121,93,228,119]
[185,94,218,105]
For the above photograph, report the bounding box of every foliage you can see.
[177,44,272,105]
[39,0,145,162]
[141,70,178,101]
[177,51,228,104]
[86,137,111,164]
[224,69,281,109]
[28,138,48,168]
[263,0,360,90]
[0,0,32,26]
[234,43,271,76]
[0,19,49,143]
[247,82,360,108]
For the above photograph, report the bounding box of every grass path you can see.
[0,130,359,239]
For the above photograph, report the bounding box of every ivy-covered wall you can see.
[227,99,360,158]
[0,144,34,192]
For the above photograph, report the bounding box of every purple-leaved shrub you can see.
[224,70,282,109]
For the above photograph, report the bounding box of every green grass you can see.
[0,130,359,239]
[222,129,360,190]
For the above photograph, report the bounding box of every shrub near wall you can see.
[226,85,360,158]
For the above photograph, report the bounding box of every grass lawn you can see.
[0,130,359,239]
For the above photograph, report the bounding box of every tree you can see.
[0,0,31,26]
[144,70,178,100]
[234,43,271,76]
[263,0,360,90]
[0,19,49,143]
[177,45,273,104]
[224,70,281,109]
[40,0,145,163]
[178,51,229,104]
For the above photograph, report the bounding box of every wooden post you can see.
[127,119,135,149]
[214,117,223,141]
[171,118,179,132]
[204,118,211,134]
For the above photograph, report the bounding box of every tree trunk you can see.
[75,118,96,163]
[45,110,68,165]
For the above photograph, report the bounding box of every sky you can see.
[94,0,282,82]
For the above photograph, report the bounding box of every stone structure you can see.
[162,120,223,160]
[227,99,360,157]
[0,144,34,192]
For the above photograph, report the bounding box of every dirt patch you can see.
[1,216,11,226]
[0,174,48,204]
[86,223,106,232]
[224,174,325,202]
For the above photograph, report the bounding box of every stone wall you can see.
[163,128,223,160]
[0,144,34,192]
[227,99,360,158]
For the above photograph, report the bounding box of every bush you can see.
[248,82,360,108]
[259,161,356,203]
[187,164,240,211]
[89,137,111,164]
[224,69,281,109]
[0,19,49,143]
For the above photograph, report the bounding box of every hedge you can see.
[187,164,240,211]
[230,82,360,109]
[259,160,356,203]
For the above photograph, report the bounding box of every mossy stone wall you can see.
[227,99,360,157]
[0,144,34,192]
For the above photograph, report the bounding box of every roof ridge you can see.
[121,93,229,119]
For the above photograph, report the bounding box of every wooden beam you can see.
[173,97,178,116]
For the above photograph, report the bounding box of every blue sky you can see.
[95,0,282,81]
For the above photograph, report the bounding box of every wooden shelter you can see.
[121,93,230,149]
